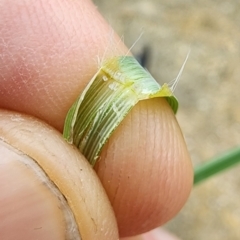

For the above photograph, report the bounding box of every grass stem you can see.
[194,147,240,185]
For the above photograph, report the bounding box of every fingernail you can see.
[0,139,78,240]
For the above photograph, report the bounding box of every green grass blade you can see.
[63,56,178,166]
[194,147,240,185]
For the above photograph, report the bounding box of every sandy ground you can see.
[93,0,240,239]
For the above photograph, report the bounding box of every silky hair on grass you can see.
[63,32,189,166]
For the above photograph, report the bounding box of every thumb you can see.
[0,110,118,240]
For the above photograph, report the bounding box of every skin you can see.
[0,0,193,239]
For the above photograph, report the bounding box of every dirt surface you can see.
[93,0,240,239]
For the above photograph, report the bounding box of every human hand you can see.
[0,0,193,239]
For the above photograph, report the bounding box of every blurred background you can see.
[93,0,240,239]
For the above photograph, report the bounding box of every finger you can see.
[0,0,127,130]
[0,0,193,237]
[96,98,192,237]
[0,110,118,240]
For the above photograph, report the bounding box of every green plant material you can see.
[63,56,178,166]
[194,147,240,185]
